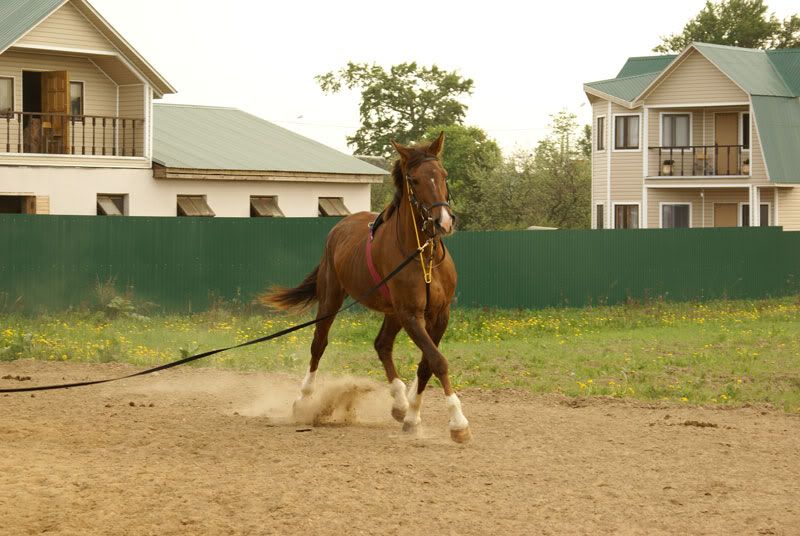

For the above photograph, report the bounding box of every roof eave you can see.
[583,86,638,109]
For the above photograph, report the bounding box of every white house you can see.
[0,0,385,217]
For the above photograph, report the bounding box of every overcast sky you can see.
[91,0,797,155]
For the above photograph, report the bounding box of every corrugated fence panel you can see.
[1,215,799,312]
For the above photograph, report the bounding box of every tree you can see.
[316,62,473,157]
[421,125,503,230]
[654,0,800,53]
[474,111,591,230]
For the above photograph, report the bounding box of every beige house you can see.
[584,43,800,230]
[0,0,384,217]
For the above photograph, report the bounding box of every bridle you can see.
[404,156,454,239]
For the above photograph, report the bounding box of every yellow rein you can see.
[406,179,434,284]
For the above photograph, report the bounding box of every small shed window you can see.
[97,194,125,216]
[177,195,215,217]
[0,77,12,113]
[318,197,350,216]
[250,196,284,217]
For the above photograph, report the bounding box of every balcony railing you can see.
[650,145,747,177]
[1,111,144,157]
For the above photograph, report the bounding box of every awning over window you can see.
[251,196,284,217]
[318,197,350,217]
[177,195,215,217]
[97,195,123,216]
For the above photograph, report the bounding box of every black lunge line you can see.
[0,240,431,394]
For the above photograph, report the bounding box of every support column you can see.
[641,107,648,229]
[753,186,760,226]
[606,101,612,229]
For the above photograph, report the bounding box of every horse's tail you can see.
[259,265,319,312]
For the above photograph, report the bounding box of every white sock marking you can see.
[404,377,422,426]
[299,369,316,398]
[390,378,409,412]
[446,393,469,431]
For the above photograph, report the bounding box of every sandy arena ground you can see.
[1,359,799,536]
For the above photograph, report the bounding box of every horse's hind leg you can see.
[374,314,407,422]
[295,264,345,406]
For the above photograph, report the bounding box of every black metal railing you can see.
[0,111,144,157]
[650,145,747,177]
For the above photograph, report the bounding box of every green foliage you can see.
[93,277,154,321]
[0,331,33,361]
[422,125,503,230]
[316,62,473,157]
[473,111,591,230]
[654,0,800,52]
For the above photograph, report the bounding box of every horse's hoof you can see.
[450,426,472,444]
[402,421,419,433]
[391,406,407,423]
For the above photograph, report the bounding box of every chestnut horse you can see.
[264,132,470,443]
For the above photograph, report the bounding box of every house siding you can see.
[778,188,800,231]
[15,2,116,54]
[118,84,145,156]
[645,50,748,105]
[610,103,643,208]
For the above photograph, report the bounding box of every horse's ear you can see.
[429,131,445,157]
[391,140,411,161]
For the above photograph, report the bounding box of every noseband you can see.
[405,156,453,237]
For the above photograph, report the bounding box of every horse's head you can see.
[391,132,455,237]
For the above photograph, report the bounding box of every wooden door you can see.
[41,71,70,154]
[714,203,738,227]
[715,113,738,175]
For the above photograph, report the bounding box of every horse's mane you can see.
[384,141,438,219]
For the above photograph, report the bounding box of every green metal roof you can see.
[692,43,793,97]
[584,72,660,103]
[153,104,387,176]
[751,96,800,184]
[616,55,676,78]
[767,49,800,97]
[0,0,62,53]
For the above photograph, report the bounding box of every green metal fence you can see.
[1,214,799,312]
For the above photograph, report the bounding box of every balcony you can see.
[649,145,748,177]
[1,111,144,157]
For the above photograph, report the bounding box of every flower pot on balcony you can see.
[742,159,750,174]
[662,160,675,176]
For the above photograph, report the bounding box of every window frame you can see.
[659,112,693,148]
[595,203,605,229]
[612,202,640,229]
[738,202,770,227]
[739,112,750,151]
[70,80,84,117]
[659,202,692,229]
[250,195,284,217]
[595,115,606,152]
[0,76,14,113]
[96,193,127,216]
[612,113,641,152]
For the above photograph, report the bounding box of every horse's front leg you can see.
[374,314,408,422]
[399,309,471,443]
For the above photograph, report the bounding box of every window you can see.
[596,204,604,229]
[70,81,83,116]
[0,77,12,113]
[741,113,750,150]
[97,194,126,216]
[614,204,639,229]
[662,114,690,147]
[596,116,605,151]
[250,196,284,217]
[318,197,350,216]
[614,115,639,150]
[177,195,215,217]
[661,204,690,228]
[740,203,769,227]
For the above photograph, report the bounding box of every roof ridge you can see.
[154,103,239,111]
[586,71,659,86]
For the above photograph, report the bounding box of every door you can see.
[41,70,70,154]
[714,203,738,227]
[715,113,738,175]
